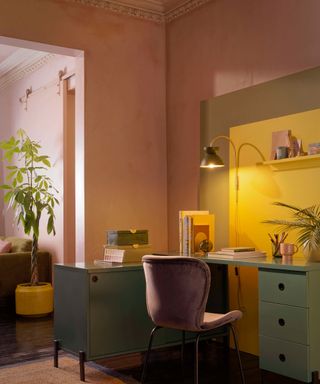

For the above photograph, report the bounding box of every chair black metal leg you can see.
[53,340,60,368]
[141,326,161,384]
[79,350,85,382]
[194,333,201,384]
[230,324,245,384]
[181,330,185,380]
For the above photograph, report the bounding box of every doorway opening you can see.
[0,36,85,264]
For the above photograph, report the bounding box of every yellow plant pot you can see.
[15,282,53,316]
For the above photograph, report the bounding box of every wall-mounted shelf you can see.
[262,154,320,171]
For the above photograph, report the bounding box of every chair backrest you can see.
[142,256,211,332]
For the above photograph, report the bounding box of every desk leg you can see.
[54,340,60,368]
[79,350,86,381]
[312,371,320,383]
[181,330,185,379]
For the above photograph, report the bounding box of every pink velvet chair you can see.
[141,255,245,384]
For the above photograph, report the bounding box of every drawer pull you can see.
[92,275,98,283]
[278,283,285,291]
[279,354,286,362]
[278,318,285,326]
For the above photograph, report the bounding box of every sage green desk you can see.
[53,261,227,381]
[54,257,320,383]
[205,255,320,383]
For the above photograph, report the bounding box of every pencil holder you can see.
[271,242,282,258]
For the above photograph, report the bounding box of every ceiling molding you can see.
[165,0,211,22]
[71,0,165,23]
[0,50,55,91]
[68,0,211,23]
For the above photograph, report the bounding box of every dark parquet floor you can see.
[0,301,307,383]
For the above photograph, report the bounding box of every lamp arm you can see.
[233,142,266,206]
[236,142,266,169]
[209,134,239,193]
[209,135,237,168]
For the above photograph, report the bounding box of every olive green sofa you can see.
[0,236,52,305]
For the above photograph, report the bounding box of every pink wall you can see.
[0,136,3,234]
[166,0,320,250]
[0,55,75,263]
[2,0,320,256]
[0,0,167,260]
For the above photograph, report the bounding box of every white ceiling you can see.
[0,45,18,62]
[0,44,54,90]
[0,44,49,74]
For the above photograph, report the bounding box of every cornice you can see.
[71,0,165,23]
[165,0,211,23]
[0,52,55,91]
[67,0,211,23]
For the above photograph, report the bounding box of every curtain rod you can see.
[19,69,69,111]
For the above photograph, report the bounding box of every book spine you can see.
[188,216,194,255]
[182,216,194,256]
[179,211,183,254]
[182,216,189,255]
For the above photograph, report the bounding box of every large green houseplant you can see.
[263,201,320,261]
[0,129,59,285]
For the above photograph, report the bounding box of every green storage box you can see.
[106,229,148,246]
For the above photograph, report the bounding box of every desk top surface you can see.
[55,254,320,273]
[204,254,320,271]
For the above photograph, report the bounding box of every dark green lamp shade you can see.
[200,146,224,168]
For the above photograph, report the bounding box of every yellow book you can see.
[179,210,209,253]
[179,211,214,254]
[192,214,215,253]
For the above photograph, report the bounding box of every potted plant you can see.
[0,129,59,315]
[263,201,320,261]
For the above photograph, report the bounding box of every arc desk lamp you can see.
[200,135,266,245]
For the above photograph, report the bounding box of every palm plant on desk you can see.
[263,201,320,262]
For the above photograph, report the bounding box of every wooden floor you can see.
[0,302,306,383]
[0,301,53,367]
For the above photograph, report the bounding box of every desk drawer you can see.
[259,270,307,307]
[259,302,308,344]
[260,335,310,382]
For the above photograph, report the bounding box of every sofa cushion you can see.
[0,251,52,299]
[5,237,32,252]
[0,239,11,253]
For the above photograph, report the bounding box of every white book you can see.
[208,250,266,259]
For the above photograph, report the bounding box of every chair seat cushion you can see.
[201,310,242,331]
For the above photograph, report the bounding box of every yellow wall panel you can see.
[228,108,320,355]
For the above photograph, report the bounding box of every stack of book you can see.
[95,229,152,264]
[179,210,215,255]
[208,247,266,259]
